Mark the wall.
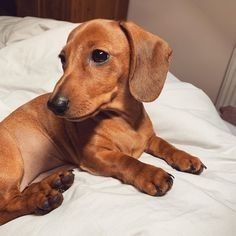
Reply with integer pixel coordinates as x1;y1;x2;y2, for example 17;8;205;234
127;0;236;103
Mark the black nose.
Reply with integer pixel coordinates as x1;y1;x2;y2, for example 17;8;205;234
47;96;69;115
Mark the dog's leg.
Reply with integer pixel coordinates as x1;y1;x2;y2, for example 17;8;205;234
0;125;75;224
145;135;206;174
80;151;173;196
0;168;74;225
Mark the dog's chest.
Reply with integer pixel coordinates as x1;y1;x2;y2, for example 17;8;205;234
76;114;152;159
112;126;147;158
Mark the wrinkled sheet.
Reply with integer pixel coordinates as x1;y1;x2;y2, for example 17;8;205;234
0;17;235;236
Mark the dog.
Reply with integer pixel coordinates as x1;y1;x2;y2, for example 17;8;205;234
0;19;206;224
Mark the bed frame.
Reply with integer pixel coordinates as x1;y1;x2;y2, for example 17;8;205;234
0;0;129;22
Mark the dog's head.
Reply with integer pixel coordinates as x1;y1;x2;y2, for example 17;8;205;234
47;19;172;121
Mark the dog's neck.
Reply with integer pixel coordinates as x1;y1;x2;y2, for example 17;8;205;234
104;90;145;129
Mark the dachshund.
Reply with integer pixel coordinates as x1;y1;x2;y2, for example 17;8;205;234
0;19;206;224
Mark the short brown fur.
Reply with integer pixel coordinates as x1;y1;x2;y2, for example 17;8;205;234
0;19;205;225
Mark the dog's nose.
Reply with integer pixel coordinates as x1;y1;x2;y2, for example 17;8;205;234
47;96;69;115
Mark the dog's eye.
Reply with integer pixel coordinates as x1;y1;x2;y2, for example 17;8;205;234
91;49;109;64
58;53;66;68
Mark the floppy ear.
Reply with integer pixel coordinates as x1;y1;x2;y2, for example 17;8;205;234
119;21;172;102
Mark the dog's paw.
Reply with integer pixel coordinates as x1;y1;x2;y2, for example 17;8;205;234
34;189;63;215
134;165;174;196
170;154;206;175
50;169;75;193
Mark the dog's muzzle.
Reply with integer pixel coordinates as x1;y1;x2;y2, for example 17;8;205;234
47;96;69;116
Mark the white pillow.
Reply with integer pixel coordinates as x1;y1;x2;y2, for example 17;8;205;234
0;16;70;48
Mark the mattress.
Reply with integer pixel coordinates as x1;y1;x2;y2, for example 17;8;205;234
0;16;235;236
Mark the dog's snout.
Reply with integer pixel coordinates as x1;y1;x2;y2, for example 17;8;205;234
47;96;69;115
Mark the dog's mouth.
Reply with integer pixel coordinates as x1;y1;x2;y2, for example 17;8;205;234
52;89;118;122
65;109;101;122
64;100;111;122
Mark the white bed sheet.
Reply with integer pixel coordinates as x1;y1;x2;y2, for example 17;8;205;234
0;17;235;236
224;121;236;136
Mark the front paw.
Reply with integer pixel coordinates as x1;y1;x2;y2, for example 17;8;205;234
170;153;206;175
34;190;63;215
134;165;174;196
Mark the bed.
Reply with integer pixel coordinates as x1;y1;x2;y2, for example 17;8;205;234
0;16;235;236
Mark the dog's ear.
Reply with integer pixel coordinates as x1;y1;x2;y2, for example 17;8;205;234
119;21;172;102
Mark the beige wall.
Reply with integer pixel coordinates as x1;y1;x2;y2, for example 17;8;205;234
128;0;236;103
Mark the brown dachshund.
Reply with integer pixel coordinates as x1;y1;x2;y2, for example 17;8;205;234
0;19;206;224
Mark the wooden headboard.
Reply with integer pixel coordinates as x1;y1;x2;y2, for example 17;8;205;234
0;0;129;22
0;0;16;16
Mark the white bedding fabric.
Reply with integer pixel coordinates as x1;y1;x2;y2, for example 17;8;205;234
0;17;235;236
